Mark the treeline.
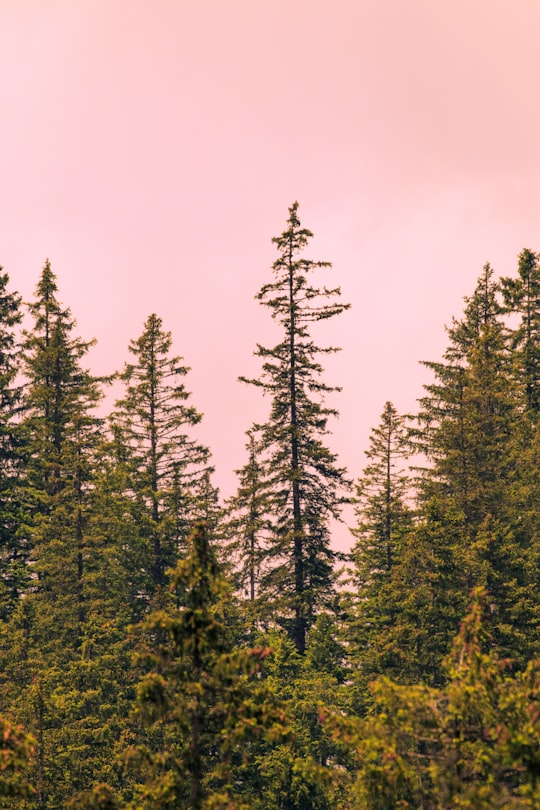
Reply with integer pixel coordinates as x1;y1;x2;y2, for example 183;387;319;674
1;205;540;807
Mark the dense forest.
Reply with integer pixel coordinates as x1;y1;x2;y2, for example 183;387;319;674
1;203;540;808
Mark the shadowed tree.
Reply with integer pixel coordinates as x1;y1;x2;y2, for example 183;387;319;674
501;248;540;417
225;428;272;606
241;202;350;653
0;269;25;618
111;313;212;598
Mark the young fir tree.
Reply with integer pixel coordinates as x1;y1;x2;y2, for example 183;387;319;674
111;313;212;598
501;248;540;417
348;402;414;700
117;523;289;810
352;401;413;583
417;264;517;535
241;202;350;654
325;590;540;809
225;428;272;606
0;269;25;618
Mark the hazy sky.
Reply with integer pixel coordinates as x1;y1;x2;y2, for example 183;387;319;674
1;1;539;547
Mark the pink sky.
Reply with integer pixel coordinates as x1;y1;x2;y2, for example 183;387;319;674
1;1;539;549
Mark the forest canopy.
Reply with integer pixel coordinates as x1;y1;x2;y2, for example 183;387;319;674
0;207;539;808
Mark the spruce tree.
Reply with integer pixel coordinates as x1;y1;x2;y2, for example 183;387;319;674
352;401;412;582
349;402;414;698
501;248;540;416
111;313;212;597
241;202;350;653
225;428;272;605
20;260;103;652
2;262;129;809
417;264;517;534
414;263;536;666
0;269;25;618
121;523;289;810
325;591;540;808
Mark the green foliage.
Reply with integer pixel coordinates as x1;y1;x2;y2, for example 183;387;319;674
0;268;24;618
352;401;413;577
124;523;290;809
417;264;518;532
111;313;213;596
360;499;467;688
246;625;346;810
224;428;273;609
501;248;540;416
324;591;540;808
349;402;415;699
1;232;540;807
241;202;350;652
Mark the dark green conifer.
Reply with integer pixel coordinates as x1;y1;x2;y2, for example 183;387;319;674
0;269;25;618
241;202;350;653
111;313;212;596
348;402;414;700
352;401;413;585
124;523;289;810
225;428;272;605
21;260;102;651
501;248;540;416
417;263;517;534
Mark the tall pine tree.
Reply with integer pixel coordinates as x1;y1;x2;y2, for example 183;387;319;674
241;202;350;653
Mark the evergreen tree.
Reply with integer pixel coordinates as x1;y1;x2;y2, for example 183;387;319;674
121;523;289;810
225;428;272;605
20;260;103;652
373;501;467;686
348;401;414;702
0;716;35;805
111;313;212;597
413;262;538;667
417;263;517;535
352;401;413;587
0;269;25;618
241;202;350;653
1;262;133;809
248;625;345;810
325;590;540;809
501;248;540;416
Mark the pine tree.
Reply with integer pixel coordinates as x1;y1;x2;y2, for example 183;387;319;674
413;262;537;667
352;401;413;585
348;402;414;701
417;264;517;535
20;260;103;652
0;269;25;618
501;248;540;416
225;428;272;605
241;202;350;653
324;590;540;808
1;262;132;809
121;523;289;810
111;313;212;597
